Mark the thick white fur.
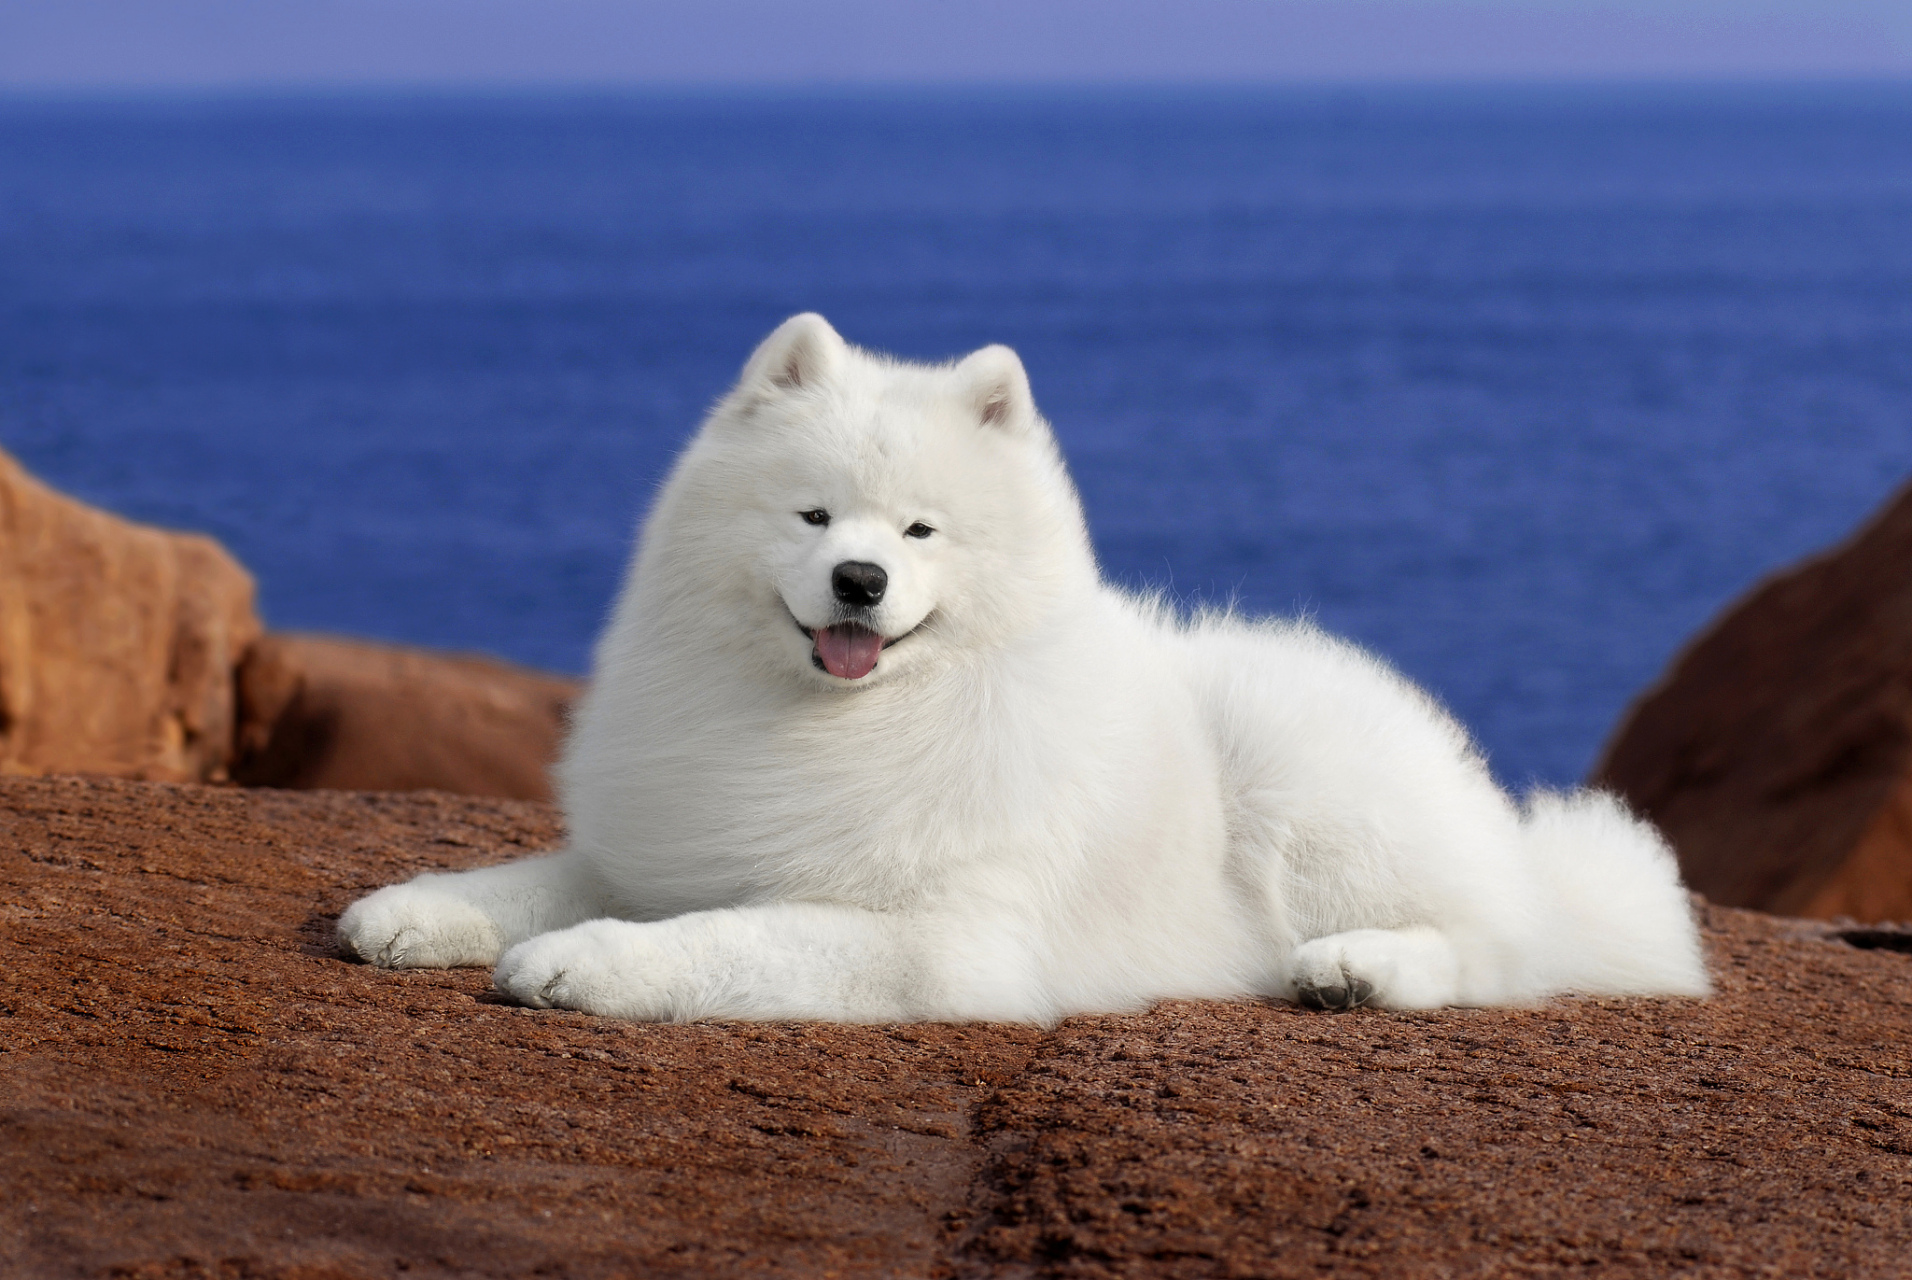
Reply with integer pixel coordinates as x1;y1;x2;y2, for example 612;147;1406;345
338;313;1711;1022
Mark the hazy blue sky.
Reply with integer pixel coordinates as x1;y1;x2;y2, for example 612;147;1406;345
3;0;1910;90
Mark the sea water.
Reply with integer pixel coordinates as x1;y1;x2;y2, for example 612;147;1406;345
2;85;1909;786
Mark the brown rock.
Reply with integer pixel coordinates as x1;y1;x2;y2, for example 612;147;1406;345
231;632;582;801
5;774;1912;1278
1592;479;1912;921
0;446;259;783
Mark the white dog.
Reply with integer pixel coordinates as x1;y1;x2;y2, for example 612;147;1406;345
338;314;1710;1022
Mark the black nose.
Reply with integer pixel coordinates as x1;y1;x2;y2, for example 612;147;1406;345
831;560;888;607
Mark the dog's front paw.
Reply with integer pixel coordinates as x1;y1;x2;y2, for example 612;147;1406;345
493;921;689;1020
337;880;503;969
1289;927;1460;1012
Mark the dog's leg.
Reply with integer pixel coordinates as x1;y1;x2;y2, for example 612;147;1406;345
492;902;1034;1023
1288;925;1464;1010
337;851;606;969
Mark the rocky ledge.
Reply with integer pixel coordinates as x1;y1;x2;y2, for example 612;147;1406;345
4;775;1910;1278
0;445;578;802
1595;477;1912;922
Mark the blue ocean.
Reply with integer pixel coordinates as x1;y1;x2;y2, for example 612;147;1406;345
2;86;1909;787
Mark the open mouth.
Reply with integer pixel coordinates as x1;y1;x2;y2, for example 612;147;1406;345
811;621;885;680
789;611;928;681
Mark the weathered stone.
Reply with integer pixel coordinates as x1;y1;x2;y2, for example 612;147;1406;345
0;446;259;782
4;775;1911;1278
231;632;581;801
1594;479;1912;920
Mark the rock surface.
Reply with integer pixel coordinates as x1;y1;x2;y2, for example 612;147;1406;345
0;447;261;784
5;776;1910;1279
0;452;576;800
1595;478;1912;922
231;633;581;803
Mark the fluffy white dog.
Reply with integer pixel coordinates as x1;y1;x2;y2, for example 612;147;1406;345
338;314;1710;1021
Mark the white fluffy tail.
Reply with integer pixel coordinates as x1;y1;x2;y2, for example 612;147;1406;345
1523;789;1712;998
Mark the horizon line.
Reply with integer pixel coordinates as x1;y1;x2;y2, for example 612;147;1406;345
5;73;1912;101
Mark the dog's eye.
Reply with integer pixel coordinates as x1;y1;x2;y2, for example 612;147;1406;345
800;509;830;527
904;522;935;539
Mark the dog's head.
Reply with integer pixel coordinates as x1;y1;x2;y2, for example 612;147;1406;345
644;314;1094;689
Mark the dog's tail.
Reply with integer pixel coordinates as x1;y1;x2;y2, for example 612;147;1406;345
1520;788;1712;998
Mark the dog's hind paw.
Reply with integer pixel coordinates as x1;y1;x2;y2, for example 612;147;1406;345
1288;926;1461;1012
1295;971;1375;1011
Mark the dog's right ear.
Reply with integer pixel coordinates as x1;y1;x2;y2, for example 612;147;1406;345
740;313;846;394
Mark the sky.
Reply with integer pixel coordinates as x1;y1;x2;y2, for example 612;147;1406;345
2;0;1910;90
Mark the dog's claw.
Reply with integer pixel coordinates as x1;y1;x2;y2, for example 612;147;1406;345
1297;972;1374;1012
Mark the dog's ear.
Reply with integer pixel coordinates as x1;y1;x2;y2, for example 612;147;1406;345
741;313;846;394
955;344;1038;434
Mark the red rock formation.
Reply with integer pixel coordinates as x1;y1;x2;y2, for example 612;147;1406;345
0;446;260;783
4;775;1911;1278
0;450;578;799
231;632;581;802
1594;478;1912;921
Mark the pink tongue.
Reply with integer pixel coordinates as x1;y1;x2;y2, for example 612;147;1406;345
814;623;884;680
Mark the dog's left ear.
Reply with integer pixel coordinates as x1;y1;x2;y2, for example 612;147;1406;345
955;344;1038;434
